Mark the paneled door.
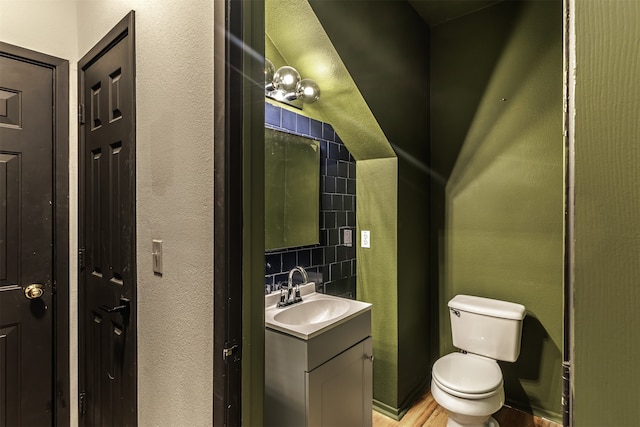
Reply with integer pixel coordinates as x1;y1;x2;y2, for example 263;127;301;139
78;12;137;426
0;49;55;425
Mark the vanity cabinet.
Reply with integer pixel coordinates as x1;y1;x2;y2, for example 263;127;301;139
265;309;372;427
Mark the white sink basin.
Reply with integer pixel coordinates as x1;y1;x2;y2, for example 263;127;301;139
265;283;372;340
274;298;350;326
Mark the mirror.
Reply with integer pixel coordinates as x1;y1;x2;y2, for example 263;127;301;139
265;128;320;250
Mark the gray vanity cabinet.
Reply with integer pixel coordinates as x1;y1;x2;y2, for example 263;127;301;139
265;310;372;427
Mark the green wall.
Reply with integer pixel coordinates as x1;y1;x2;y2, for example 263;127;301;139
310;0;432;416
356;158;399;410
573;1;640;425
431;1;564;421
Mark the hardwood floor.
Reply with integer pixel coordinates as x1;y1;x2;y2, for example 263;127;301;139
372;390;561;427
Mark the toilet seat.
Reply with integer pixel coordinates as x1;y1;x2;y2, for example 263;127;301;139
432;353;503;400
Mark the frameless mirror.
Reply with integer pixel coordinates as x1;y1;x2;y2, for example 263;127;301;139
265;128;320;250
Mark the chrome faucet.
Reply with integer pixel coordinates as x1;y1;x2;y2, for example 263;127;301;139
277;266;308;308
288;266;308;288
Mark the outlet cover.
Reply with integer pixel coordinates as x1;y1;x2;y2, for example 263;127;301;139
361;230;370;248
342;228;353;247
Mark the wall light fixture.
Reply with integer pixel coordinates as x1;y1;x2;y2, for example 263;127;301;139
264;58;321;104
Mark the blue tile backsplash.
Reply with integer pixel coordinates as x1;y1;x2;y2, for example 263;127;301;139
264;103;357;298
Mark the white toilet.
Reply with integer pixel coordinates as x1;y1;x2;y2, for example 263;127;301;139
431;295;526;427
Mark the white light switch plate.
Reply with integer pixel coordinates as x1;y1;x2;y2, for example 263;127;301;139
361;230;370;248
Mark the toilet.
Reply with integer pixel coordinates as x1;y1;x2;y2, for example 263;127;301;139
431;295;526;427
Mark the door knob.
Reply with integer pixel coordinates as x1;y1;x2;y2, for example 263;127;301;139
24;283;45;299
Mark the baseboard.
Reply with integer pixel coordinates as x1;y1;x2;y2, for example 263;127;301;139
503;401;562;425
372;378;430;421
529;405;562;425
372;399;404;420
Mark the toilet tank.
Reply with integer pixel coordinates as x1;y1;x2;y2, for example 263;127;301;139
449;295;526;363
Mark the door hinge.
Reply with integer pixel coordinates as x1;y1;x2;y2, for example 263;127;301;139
78;248;86;271
78;103;85;125
223;343;240;363
79;391;87;416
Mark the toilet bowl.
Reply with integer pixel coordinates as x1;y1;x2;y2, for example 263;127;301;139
431;295;526;427
431;353;504;427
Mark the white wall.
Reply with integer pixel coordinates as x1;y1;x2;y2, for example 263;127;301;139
0;1;78;60
1;1;215;425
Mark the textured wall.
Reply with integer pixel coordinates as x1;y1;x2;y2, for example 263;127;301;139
573;1;640;425
76;1;215;425
0;1;77;60
431;1;563;421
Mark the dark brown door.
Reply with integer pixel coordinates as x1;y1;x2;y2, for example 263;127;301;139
78;12;136;426
0;52;54;425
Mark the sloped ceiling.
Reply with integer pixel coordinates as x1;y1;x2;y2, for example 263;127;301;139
266;0;395;160
408;0;502;26
307;0;431;168
265;0;500;161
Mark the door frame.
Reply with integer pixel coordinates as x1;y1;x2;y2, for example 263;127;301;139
219;0;575;426
213;0;265;424
0;41;70;426
212;0;244;423
562;0;574;425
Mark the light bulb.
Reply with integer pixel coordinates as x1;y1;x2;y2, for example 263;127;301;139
297;78;320;103
264;58;275;89
273;66;301;93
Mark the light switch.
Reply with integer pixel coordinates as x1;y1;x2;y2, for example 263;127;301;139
342;228;353;247
152;240;163;275
361;230;371;248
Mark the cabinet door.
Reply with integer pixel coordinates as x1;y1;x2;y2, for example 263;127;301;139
306;337;373;427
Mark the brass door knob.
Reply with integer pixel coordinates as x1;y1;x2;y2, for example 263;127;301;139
24;283;44;299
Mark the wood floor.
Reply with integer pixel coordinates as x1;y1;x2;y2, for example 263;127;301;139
372;390;561;427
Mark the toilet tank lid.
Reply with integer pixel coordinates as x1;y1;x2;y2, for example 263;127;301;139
449;295;526;320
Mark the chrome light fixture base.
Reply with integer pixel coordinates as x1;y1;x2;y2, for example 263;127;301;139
264;57;320;108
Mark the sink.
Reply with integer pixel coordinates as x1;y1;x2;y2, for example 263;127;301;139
265;283;373;426
274;298;350;326
265;283;372;340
